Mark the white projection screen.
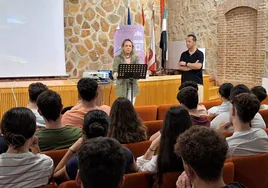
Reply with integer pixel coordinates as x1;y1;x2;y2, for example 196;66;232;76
0;0;66;78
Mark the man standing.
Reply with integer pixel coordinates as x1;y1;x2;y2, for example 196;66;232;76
179;34;204;101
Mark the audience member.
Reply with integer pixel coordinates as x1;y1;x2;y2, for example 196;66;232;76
27;82;48;126
54;110;137;182
211;84;265;129
62;78;110;127
179;81;207;115
175;126;245;188
137;106;192;184
36;90;81;151
251;86;268;109
0;133;8;154
108;97;147;143
0;107;53;187
76;137;126;188
177;86;210;126
218;93;268;157
208;83;233;115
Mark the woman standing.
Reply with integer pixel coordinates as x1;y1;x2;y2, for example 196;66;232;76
113;39;140;104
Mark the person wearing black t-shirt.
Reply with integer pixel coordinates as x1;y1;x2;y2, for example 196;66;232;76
178;34;204;101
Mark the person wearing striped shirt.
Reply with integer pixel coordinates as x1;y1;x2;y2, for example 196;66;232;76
0;107;53;188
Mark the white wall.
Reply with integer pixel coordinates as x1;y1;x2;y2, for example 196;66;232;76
0;0;66;78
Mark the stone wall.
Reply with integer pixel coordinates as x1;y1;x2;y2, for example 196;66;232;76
64;0;161;78
168;0;218;78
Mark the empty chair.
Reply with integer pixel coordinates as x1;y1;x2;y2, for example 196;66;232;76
143;120;163;138
122;140;152;159
42;149;68;167
135;105;158;121
123;172;151;188
227;153;268;188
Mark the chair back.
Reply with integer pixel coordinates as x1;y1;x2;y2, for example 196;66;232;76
227;153;268;188
259;109;268;128
135;105;158;121
123;172;151;188
122;140;152;159
42;149;68;167
143;120;163;138
199;100;221;110
223;162;234;184
157;104;180;120
58;180;79;188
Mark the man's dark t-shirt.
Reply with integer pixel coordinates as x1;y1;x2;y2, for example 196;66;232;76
179;49;204;85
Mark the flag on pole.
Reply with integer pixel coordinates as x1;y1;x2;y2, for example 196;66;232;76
141;5;147;64
127;7;131;25
160;5;168;69
160;0;165;23
141;5;145;26
148;4;156;72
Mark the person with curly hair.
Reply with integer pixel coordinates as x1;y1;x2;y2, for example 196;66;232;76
108;97;147;144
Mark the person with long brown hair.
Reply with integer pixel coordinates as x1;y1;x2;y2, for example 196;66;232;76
108;97;147;144
136;106;192;185
113;39;140;104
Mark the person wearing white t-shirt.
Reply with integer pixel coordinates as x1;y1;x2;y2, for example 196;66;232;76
211;84;266;130
27;82;48;127
251;86;268;110
208;83;233;115
0;107;53;188
217;93;268;157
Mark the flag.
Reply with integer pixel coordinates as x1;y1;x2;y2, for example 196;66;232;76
160;5;168;69
141;5;145;26
142;5;147;64
148;5;156;72
160;0;165;23
127;7;131;25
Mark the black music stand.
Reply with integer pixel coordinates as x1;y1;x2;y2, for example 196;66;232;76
118;64;147;103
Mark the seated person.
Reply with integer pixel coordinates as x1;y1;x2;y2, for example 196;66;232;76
54;110;137;182
177;86;210;126
208;83;233;115
175;126;245;188
0;107;53;187
137;106;192;185
62;78;110;128
150;86;210;141
251;86;268;109
76;137;126;188
108;97;147;144
36;90;82;151
0;133;8;154
217;93;268;157
211;84;265;130
179;81;207;115
27;82;48;126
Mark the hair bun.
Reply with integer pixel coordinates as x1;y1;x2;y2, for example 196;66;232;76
88;122;105;136
5;132;26;148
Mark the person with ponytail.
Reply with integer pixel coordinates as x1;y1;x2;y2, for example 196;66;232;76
0;107;53;187
54;110;137;183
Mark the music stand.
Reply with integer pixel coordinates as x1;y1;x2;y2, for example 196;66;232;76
118;64;148;103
